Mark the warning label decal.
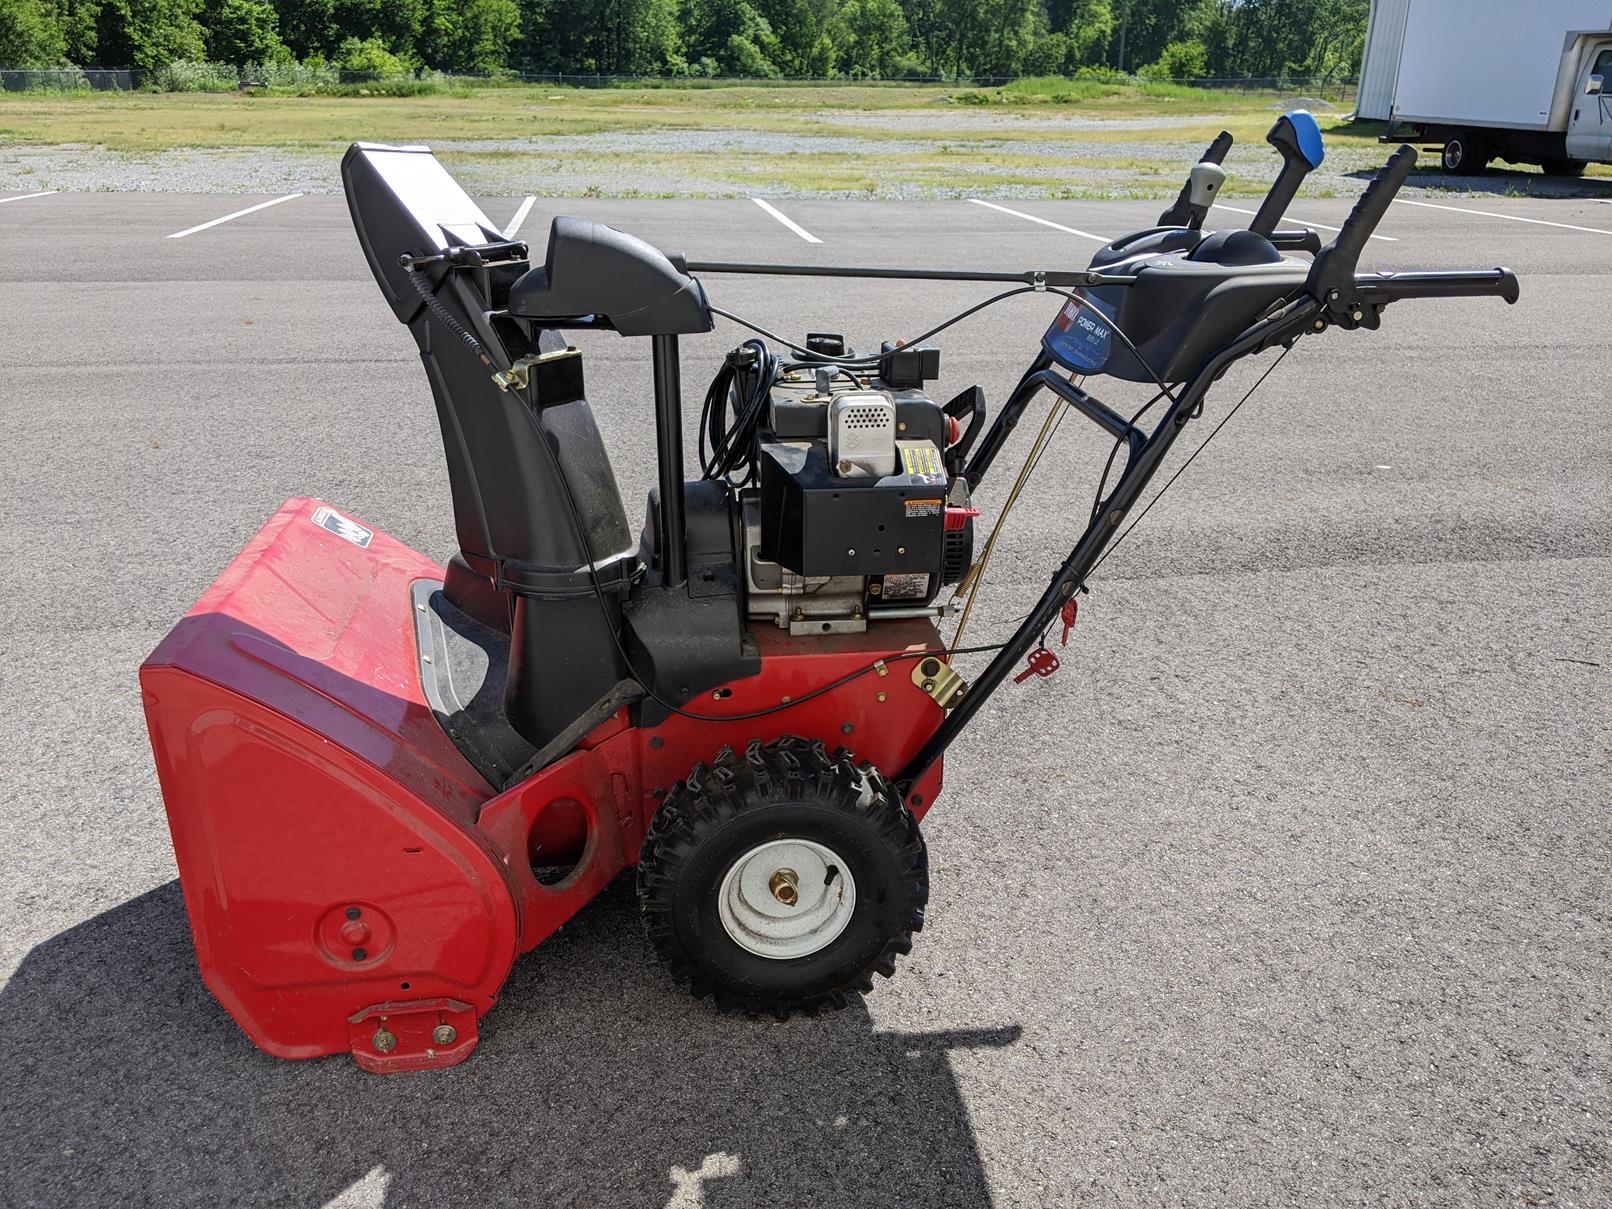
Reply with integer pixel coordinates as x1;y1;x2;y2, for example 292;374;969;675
880;572;931;601
310;505;374;549
900;443;943;480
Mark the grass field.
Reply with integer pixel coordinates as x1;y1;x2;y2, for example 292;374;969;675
0;79;1293;149
3;79;1604;198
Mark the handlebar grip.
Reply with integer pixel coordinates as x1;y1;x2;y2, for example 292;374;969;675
1202;130;1234;167
1334;145;1414;266
1353;268;1520;305
1307;145;1416;301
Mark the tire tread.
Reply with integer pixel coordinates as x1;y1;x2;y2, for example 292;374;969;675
636;737;927;1017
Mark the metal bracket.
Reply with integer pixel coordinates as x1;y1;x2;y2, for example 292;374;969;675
346;998;478;1074
492;346;581;393
911;654;968;711
397;240;529;271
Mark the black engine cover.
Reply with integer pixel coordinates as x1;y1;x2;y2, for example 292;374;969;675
757;441;946;591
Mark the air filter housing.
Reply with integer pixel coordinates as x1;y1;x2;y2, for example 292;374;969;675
828;391;897;478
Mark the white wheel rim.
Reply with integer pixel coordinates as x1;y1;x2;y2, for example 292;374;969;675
717;838;857;960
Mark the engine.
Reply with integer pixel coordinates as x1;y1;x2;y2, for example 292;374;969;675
723;338;977;636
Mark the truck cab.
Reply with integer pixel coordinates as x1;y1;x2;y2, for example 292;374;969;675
1564;39;1612;164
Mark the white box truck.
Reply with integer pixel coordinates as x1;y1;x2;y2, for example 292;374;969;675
1359;0;1612;175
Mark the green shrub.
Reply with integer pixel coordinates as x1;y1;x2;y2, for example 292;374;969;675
1023;32;1072;77
724;34;780;78
336;36;413;78
1139;40;1209;81
952;68;1228;107
886;52;928;79
240;59;337;88
148;60;240;91
312;77;451;97
1073;64;1129;83
970;74;1131;104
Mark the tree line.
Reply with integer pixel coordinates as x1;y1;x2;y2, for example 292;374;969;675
0;0;1369;82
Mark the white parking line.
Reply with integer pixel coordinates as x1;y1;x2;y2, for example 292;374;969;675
967;198;1109;243
167;194;302;239
505;195;536;239
1211;202;1398;241
1392;197;1612;235
0;191;57;206
752;197;820;243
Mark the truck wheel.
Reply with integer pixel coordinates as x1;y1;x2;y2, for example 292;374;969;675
1442;132;1488;174
637;737;927;1015
1543;157;1587;177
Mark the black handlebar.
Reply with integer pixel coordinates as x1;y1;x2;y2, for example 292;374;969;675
1307;144;1417;302
1353;268;1521;305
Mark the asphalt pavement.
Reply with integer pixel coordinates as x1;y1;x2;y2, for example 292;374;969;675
0;180;1607;1208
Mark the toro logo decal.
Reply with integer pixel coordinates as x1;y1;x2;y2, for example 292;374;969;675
310;506;374;548
1042;291;1114;373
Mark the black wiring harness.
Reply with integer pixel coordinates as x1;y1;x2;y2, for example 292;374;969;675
698;339;781;484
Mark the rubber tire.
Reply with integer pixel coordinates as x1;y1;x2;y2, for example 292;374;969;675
1442;132;1488;175
637;737;927;1016
1543;157;1587;178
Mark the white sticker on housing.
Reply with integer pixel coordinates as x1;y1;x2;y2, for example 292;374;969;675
311;505;373;548
880;572;931;601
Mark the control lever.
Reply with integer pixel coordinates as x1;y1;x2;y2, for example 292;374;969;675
1249;110;1326;238
1177;163;1226;231
1269;228;1323;254
1158;130;1232;227
942;385;987;476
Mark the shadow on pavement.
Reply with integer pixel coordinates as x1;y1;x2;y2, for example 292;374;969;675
1365;166;1612;199
0;879;1019;1208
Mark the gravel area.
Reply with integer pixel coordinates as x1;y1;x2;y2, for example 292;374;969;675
7;113;1612;200
800;107;1306;133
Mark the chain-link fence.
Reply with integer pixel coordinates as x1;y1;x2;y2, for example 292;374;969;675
1;68;134;91
0;65;1358;99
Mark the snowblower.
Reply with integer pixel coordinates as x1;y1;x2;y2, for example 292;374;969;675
141;113;1519;1071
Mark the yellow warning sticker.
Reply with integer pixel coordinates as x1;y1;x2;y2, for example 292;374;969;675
904;498;943;518
900;444;942;479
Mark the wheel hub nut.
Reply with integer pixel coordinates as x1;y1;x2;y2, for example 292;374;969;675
769;868;799;906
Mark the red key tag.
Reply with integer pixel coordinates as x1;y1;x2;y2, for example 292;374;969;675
1059;599;1079;647
1013;647;1061;684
